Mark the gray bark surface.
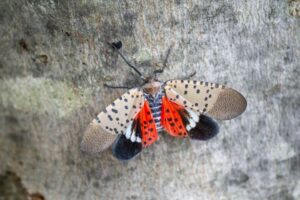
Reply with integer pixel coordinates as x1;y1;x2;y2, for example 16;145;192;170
0;0;299;199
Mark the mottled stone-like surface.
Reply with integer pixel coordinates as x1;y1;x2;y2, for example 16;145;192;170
0;0;299;199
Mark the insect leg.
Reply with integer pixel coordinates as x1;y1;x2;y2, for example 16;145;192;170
176;71;197;80
104;83;132;89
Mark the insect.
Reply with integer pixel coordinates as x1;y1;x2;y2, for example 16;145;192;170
81;41;247;160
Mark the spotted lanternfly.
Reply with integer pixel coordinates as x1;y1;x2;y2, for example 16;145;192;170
81;41;247;160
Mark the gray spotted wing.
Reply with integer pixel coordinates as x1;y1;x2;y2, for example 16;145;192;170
165;80;247;120
81;88;145;154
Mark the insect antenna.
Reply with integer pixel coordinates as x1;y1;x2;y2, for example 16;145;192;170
110;41;146;81
153;43;174;78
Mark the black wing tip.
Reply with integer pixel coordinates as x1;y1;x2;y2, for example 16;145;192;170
188;115;219;140
111;41;122;49
112;135;142;161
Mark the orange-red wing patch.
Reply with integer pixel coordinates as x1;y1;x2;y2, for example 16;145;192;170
161;97;188;137
137;101;158;147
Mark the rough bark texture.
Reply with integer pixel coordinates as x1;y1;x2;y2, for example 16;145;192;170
0;0;299;200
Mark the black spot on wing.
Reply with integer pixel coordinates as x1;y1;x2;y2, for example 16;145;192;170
95;116;101;123
111;108;118;113
148;128;154;132
108;115;113;121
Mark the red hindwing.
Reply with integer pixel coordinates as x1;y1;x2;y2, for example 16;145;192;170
137;101;158;147
161;97;188;137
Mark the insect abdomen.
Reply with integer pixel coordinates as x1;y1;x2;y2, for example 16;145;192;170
144;91;164;132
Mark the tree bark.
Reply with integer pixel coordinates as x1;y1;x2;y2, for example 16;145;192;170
0;0;299;199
